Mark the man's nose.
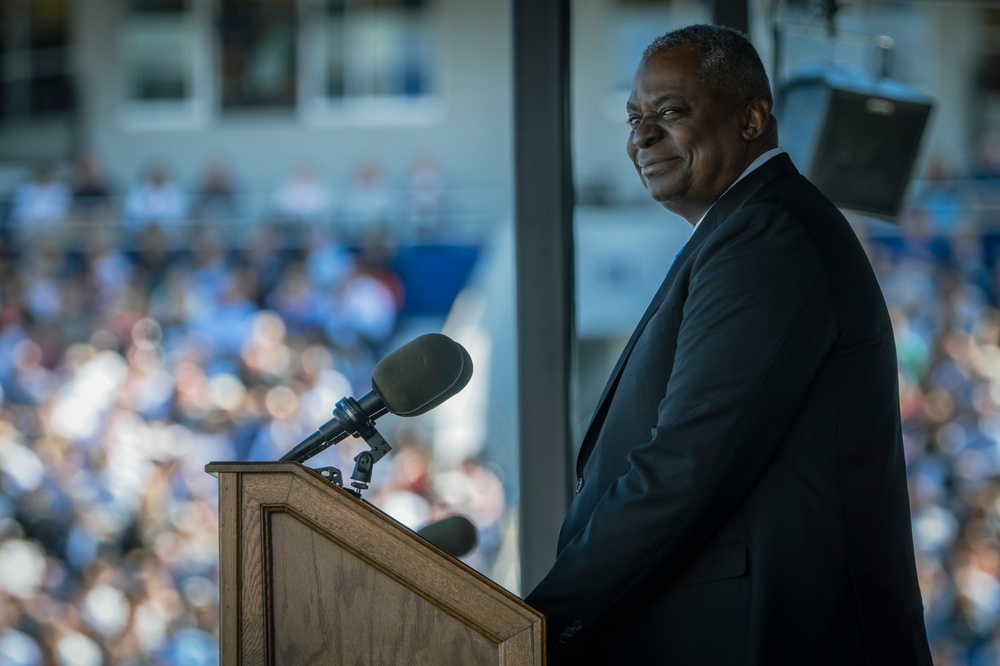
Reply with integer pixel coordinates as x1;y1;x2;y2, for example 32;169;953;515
631;115;661;149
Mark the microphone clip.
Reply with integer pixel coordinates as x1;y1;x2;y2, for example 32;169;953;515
348;425;392;497
293;395;394;498
310;424;391;499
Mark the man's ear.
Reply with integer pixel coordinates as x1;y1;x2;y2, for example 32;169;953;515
742;98;772;141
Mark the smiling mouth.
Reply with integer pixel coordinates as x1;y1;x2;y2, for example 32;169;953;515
639;158;677;176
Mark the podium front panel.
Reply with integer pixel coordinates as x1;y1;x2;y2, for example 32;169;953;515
207;462;544;666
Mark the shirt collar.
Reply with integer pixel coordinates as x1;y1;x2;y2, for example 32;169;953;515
691;147;787;233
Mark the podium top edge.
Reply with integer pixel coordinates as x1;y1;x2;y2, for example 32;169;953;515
205;461;305;475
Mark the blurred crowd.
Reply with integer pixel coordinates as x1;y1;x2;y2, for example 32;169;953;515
865;131;1000;666
0;152;505;666
4;131;1000;665
6;151;451;249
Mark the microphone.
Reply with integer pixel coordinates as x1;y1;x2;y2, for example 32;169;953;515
416;515;478;559
279;333;472;463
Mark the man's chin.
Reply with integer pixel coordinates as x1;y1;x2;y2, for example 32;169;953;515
641;173;683;201
646;186;681;206
644;189;689;219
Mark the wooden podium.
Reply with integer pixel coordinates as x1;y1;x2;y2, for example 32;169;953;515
205;462;545;665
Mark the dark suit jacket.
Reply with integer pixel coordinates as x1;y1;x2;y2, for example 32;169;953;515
525;154;932;665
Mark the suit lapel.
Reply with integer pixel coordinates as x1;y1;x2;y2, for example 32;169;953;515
574;154;799;475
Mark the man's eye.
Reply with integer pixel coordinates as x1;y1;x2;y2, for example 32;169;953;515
627;116;641;129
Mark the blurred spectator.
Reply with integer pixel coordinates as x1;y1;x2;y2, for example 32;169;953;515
972;130;1000;183
972;131;1000;229
303;226;354;292
188;159;241;227
123;163;188;241
322;234;403;363
0;627;43;666
405;154;446;238
354;230;405;313
341;159;393;235
9;163;70;241
912;154;968;234
264;261;324;340
271;161;332;225
68;153;115;224
239;223;291;303
270;162;332;254
372;434;436;529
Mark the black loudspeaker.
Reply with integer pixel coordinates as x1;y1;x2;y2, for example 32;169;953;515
776;62;934;220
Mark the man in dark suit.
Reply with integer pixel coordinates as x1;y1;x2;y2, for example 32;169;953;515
525;24;932;664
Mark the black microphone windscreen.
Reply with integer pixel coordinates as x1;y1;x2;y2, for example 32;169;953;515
416;514;478;559
371;333;471;417
404;343;473;416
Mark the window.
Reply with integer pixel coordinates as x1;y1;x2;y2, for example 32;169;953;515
299;0;440;123
0;0;73;123
119;0;210;127
115;0;440;126
219;0;298;110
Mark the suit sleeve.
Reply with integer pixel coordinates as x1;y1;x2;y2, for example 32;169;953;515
525;204;839;656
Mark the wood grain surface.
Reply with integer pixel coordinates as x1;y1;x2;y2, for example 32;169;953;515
206;461;545;666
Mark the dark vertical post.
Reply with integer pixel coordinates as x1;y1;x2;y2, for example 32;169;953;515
512;0;575;594
713;0;749;33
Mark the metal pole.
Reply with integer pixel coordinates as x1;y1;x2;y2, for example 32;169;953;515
512;0;575;594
